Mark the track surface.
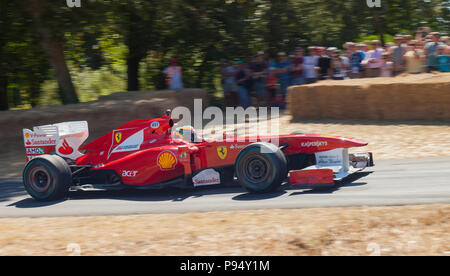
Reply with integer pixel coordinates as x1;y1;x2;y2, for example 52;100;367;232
0;157;449;218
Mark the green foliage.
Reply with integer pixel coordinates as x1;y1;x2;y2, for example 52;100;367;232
1;0;450;110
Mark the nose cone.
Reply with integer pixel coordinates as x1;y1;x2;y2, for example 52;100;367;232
337;136;368;147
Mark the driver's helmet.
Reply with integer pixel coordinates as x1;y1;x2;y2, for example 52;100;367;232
174;125;198;142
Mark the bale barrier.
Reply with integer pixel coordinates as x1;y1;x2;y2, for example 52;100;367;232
287;73;450;122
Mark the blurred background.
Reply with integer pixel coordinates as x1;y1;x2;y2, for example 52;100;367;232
0;0;449;110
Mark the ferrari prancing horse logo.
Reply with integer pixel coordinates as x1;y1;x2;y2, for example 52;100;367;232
115;132;122;143
217;146;228;160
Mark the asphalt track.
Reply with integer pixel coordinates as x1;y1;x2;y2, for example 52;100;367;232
0;157;449;218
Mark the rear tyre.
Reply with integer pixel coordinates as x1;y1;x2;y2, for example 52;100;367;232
235;142;287;193
23;155;72;201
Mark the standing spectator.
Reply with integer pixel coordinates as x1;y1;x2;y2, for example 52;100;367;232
266;66;279;107
437;45;450;72
275;52;291;109
362;40;384;77
290;48;304;86
317;47;331;80
425;32;442;72
391;35;406;76
380;53;394;77
349;44;364;78
403;40;426;74
221;60;238;107
163;58;184;89
235;61;252;108
303;46;319;84
330;49;347;80
250;52;268;107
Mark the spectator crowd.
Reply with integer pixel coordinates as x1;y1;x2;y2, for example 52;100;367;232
218;27;450;109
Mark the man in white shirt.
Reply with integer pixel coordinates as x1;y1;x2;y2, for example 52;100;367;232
303;46;319;84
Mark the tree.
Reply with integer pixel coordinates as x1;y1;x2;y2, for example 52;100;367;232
27;0;79;104
0;0;10;110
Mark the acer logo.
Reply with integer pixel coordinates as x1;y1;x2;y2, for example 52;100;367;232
58;139;74;155
122;170;138;177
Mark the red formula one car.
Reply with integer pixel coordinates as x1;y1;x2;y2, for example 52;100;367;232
22;111;373;201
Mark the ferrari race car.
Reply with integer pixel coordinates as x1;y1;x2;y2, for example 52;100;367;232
22;111;373;201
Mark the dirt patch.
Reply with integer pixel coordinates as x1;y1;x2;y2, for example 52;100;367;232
0;204;448;255
287;73;450;121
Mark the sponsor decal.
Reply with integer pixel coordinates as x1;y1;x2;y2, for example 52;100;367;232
25;137;57;146
110;129;144;157
115;132;122;143
157;151;177;170
229;144;245;150
217;146;228;159
192;169;221;187
24;132;46;139
151;121;160;129
58;139;74;155
26;148;45;155
301;141;328;147
316;148;344;167
114;144;140;151
122;170;138;177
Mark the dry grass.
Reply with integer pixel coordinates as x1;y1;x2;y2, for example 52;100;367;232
0;204;449;256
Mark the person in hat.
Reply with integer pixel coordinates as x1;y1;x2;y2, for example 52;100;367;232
163;58;184;89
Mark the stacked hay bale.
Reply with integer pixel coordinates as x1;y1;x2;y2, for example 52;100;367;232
287;73;450;122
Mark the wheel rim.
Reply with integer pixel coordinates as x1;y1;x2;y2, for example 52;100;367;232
243;155;270;184
29;167;51;193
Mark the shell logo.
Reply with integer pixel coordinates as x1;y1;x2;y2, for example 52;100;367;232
157;151;177;170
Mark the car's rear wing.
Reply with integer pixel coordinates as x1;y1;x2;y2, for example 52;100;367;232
23;121;89;162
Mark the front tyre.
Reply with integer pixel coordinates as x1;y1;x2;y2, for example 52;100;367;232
235;142;287;193
23;155;72;201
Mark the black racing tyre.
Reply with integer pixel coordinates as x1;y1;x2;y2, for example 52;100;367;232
23;155;72;201
291;130;315;135
235;142;287;193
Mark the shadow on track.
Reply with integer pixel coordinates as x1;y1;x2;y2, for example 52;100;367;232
4;172;372;208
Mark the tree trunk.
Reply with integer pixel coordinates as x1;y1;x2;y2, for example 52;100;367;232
27;0;79;104
0;0;8;110
0;76;7;111
127;54;141;91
